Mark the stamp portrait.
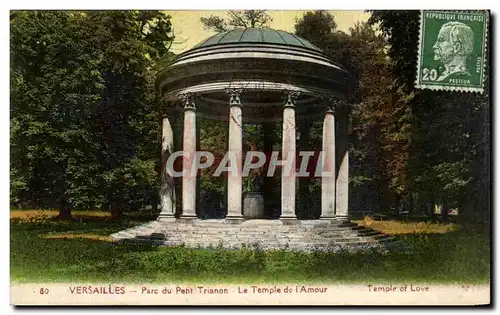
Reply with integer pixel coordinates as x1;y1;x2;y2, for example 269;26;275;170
416;10;489;92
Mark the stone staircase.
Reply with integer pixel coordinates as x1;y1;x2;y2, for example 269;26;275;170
110;219;404;252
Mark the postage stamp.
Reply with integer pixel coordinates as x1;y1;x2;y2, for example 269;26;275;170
415;10;489;93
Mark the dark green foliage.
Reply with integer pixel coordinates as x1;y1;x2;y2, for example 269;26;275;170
10;11;104;214
294;11;490;224
369;11;490;224
369;11;421;91
10;11;175;216
294;12;410;214
295;11;337;46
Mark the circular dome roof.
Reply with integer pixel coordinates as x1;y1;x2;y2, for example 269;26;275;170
192;27;322;52
157;27;354;123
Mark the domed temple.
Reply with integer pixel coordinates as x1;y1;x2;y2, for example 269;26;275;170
111;28;397;251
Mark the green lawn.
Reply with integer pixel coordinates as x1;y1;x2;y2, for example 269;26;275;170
10;212;490;284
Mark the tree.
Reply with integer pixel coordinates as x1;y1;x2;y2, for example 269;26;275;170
11;11;105;218
297;10;490;225
295;11;337;47
85;11;174;218
10;11;175;218
294;11;414;215
200;10;272;32
369;11;490;225
345;22;413;214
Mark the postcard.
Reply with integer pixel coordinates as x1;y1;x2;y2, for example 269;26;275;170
10;9;490;306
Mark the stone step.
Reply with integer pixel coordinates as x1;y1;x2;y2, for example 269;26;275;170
161;223;359;230
135;235;166;241
112;232;137;239
162;235;339;242
357;230;382;237
334;222;359;228
309;227;361;233
169;227;351;233
348;226;367;231
112;220;397;253
161;229;363;235
170;236;372;243
316;231;355;237
376;236;396;242
160;232;375;238
135;226;156;232
356;227;374;232
154;241;394;251
372;234;391;240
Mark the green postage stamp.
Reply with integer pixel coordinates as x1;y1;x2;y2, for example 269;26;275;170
416;10;489;93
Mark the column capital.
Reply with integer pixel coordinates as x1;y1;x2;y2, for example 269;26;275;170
325;106;335;115
327;97;349;111
179;93;196;111
160;99;171;115
226;88;243;106
282;90;300;108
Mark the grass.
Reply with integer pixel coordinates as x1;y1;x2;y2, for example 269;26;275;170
354;217;460;235
10;209;113;219
10;210;490;284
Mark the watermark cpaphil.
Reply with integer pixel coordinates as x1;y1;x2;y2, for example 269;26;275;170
433;21;474;81
165;151;337;178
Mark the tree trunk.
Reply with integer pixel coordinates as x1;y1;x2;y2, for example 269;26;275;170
441;198;449;222
57;197;72;220
110;202;122;220
57;162;71;220
429;203;437;221
408;193;414;216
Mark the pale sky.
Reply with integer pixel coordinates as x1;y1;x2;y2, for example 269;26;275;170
168;10;371;54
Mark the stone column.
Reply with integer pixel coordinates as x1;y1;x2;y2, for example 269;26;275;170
158;114;176;221
298;118;312;219
180;93;197;219
196;113;201;218
172;113;184;215
226;89;244;222
320;104;337;220
280;91;299;221
336;102;349;221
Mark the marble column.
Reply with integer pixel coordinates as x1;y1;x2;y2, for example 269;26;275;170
226;89;244;221
280;91;299;221
336;102;349;221
320;106;336;220
158;114;176;221
298;118;312;219
172;113;184;215
195;113;201;218
180;93;197;219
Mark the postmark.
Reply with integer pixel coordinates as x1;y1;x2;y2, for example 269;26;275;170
415;10;489;93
